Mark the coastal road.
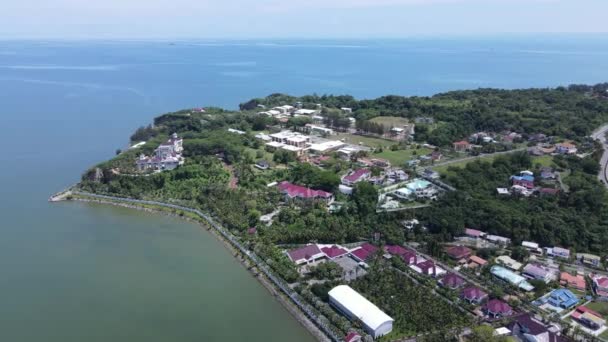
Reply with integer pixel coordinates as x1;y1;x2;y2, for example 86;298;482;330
591;124;608;188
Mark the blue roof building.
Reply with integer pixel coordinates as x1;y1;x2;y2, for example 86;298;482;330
539;289;579;310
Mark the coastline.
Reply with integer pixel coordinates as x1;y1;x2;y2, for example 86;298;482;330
53;193;332;342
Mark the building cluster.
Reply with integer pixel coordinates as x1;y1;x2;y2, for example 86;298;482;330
136;133;184;172
259;129;367;158
497;169;561;197
529;140;578;156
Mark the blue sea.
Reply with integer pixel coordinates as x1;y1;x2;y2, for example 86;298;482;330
1;37;607;341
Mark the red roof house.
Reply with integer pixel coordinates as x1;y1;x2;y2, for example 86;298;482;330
350;243;379;262
464;228;485;238
342;169;371;186
278;181;333;202
384;245;417;265
286;244;325;265
344;332;362;342
484;299;513;319
440;273;465;289
414;260;436;277
560;272;585;291
461;286;488;304
453;140;472;152
446;246;472;260
321;245;348;259
571;306;606;330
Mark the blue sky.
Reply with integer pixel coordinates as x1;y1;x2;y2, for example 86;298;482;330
2;0;607;39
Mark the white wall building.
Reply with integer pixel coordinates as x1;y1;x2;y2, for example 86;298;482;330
136;133;184;172
328;285;393;338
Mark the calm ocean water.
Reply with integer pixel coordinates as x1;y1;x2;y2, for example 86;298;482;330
1;37;607;341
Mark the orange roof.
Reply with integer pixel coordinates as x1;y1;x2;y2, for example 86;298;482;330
453;140;470;146
469;255;488;266
558;142;576;149
560;272;585;290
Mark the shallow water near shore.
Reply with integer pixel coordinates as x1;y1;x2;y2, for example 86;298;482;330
1;37;608;341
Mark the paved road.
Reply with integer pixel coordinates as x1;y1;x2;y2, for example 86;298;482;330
591;124;608;188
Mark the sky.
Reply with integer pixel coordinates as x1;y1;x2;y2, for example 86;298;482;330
1;0;608;39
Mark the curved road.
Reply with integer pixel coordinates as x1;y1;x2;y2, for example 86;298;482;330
591;124;608;188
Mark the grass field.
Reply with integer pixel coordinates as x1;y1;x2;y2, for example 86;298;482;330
374;148;433;166
370;116;411;128
586;301;608;318
335;132;395;148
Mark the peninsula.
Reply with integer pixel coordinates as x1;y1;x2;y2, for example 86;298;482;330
55;84;608;342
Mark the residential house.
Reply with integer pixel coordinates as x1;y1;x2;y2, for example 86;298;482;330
555;141;577;155
571;306;606;330
540;167;557;181
342;169;371;186
496;255;523;271
136;133;184;172
430;151;443;162
422;168;440;180
277;181;334;204
522;264;553;283
528;133;548;143
464;228;486;239
286;244;325;265
593;275;608;300
507;314;564;342
439;273;465;289
411;259;437;277
522;241;542;254
484;299;513;319
468;255;488;268
559;272;586;291
461;286;488;305
545;246;570;260
445;246;472;260
486;235;511;246
511;174;535;190
371;158;391;168
386;169;409;182
577;253;602;267
350;243;379;263
344;332;362;342
453;140;472;152
384;245;417;265
321;245;349;260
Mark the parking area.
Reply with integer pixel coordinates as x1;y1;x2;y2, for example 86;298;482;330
334;256;367;281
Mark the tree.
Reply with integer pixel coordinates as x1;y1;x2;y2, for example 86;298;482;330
468;325;508;342
510;247;530;262
352;182;378;217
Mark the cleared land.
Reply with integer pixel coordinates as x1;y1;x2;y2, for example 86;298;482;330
374;148;433;166
370;116;411;128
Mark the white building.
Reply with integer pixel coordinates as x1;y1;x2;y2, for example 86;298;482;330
328;285;393;339
136;133;184;171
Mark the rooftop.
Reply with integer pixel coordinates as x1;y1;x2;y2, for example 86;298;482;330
328;285;394;331
278;181;332;199
287;244;323;263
